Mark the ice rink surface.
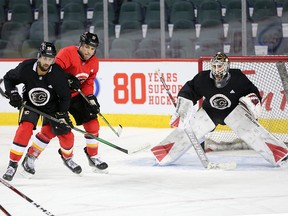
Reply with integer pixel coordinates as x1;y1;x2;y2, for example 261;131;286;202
1;126;288;216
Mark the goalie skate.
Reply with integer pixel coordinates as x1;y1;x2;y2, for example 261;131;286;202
84;147;109;174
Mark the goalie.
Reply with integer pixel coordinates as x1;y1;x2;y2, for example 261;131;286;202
151;52;288;168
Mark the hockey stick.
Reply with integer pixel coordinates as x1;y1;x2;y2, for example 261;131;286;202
0;204;11;216
0;85;146;154
276;61;288;100
0;178;54;216
155;69;237;170
20;103;146;154
77;89;123;137
155;69;177;106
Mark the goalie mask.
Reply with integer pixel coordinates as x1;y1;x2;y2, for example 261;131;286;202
210;52;231;88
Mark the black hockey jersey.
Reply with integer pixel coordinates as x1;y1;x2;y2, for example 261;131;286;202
4;59;70;114
178;69;261;125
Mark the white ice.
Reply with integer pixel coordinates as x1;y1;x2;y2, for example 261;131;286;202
0;126;288;216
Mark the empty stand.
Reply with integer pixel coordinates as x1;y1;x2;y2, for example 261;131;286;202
59;20;86;43
21;39;42;58
169;1;195;29
197;0;223;25
28;20;56;41
251;0;278;22
118;2;144;32
62;2;86;24
10;3;33;26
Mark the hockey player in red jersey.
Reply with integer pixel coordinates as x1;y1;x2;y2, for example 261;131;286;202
2;42;82;181
24;32;108;173
152;52;288;168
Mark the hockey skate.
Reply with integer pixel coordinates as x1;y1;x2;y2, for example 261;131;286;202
84;147;108;174
3;161;18;181
21;154;36;178
58;149;82;174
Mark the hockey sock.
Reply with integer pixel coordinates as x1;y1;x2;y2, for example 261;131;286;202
10;122;34;161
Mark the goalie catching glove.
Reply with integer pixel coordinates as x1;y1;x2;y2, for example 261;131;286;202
87;94;100;114
51;112;73;135
239;93;262;119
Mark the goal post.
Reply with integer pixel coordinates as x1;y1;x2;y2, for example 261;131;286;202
198;56;288;150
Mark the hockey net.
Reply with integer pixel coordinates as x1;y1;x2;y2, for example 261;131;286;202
199;56;288;151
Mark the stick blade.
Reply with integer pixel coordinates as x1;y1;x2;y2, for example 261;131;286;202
127;143;151;154
116;124;123;137
207;162;237;170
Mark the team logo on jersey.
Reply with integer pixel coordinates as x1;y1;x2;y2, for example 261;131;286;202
76;73;89;84
209;94;231;110
28;88;50;106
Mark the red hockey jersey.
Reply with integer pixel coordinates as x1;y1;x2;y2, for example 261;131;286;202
55;46;99;97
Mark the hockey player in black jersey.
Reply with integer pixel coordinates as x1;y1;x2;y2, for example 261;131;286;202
3;42;82;181
152;52;288;168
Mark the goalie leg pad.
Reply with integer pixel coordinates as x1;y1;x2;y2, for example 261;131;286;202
224;105;288;166
151;109;215;165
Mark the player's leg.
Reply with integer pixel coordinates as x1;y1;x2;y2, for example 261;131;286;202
22;123;57;176
3;109;39;181
57;131;82;174
70;94;108;173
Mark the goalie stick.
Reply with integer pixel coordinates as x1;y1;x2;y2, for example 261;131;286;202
276;61;288;100
155;69;237;170
0;178;54;216
155;69;177;106
77;89;123;137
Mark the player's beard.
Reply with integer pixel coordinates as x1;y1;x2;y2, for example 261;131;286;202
37;61;50;72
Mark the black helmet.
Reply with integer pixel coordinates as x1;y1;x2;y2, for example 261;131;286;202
79;32;99;48
38;41;56;58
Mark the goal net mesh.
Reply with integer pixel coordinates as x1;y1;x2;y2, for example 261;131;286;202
199;56;288;150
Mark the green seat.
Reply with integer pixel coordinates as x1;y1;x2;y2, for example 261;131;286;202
28;20;56;41
197;0;222;25
169;1;195;29
21;39;42;58
10;3;33;26
62;2;86;24
118;2;144;32
59;20;85;44
251;0;278;22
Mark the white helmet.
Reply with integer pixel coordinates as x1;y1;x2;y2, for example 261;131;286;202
210;52;230;88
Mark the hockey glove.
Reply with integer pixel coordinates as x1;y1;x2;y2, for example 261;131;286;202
51;112;73;135
87;94;100;114
7;90;22;109
67;74;81;90
239;93;262;119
